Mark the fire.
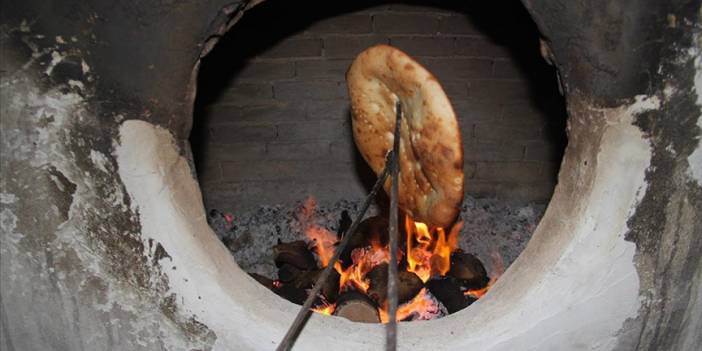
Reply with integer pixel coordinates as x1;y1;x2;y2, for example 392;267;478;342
464;249;505;299
312;303;336;316
306;225;337;267
405;216;462;282
378;288;442;323
301;197;474;321
299;197;339;267
337;246;390;293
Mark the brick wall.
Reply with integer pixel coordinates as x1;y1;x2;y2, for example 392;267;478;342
192;0;567;213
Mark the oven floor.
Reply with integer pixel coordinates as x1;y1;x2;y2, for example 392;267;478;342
208;195;546;280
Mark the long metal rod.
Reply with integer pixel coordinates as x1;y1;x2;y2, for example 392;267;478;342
276;153;393;351
386;100;402;351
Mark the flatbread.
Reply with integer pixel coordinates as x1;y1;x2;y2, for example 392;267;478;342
346;44;464;228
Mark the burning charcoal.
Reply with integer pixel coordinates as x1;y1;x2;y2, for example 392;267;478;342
339;216;388;267
320;269;340;303
248;272;275;290
336;210;352;238
273;240;317;270
277;263;302;283
274;283;308;305
333;291;380;323
426;276;475;314
366;263;424;306
291;269;340;303
447;251;489;290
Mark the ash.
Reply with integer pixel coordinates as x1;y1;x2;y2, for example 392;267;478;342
208;196;545;279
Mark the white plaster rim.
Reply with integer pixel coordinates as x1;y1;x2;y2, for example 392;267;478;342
116;93;651;349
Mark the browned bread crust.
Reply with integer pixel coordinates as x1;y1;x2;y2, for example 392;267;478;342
346;44;464;228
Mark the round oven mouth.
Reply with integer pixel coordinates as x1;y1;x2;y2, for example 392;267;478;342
190;0;568;324
116;93;648;349
116;1;646;349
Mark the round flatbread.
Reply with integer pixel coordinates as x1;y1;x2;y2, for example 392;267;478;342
346;44;464;228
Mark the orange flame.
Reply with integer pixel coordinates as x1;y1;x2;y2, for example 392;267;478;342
312;303;336;316
378;288;441;323
306;225;337;267
405;216;462;282
337;246;390;293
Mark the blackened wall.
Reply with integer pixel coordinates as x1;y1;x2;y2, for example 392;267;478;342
192;0;567;213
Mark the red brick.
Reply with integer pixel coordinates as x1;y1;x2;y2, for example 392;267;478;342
196;164;222;184
306;101;352;121
523;141;562;162
205;142;267;162
209;124;276;143
295;59;352;79
474;161;542;183
266;141;332;160
274;80;347;101
324;35;389;58
493;59;529;79
466;180;555;201
501;102;552;126
468;80;531;101
259;38;323;58
474;123;541;141
438;15;481;35
220;160;353;182
388;2;449;13
463;140;525;162
452;100;502;124
330;139;358;164
438;82;469;101
204;103;306;125
373;14;440;34
275;120;349;141
306;14;373;34
422;58;494;80
222;83;274;105
389;36;455;56
236;60;295;81
455;37;512;58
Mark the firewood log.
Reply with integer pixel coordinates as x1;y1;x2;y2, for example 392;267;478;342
291;269;340;303
277;263;302;283
339;216;389;268
333;291;380;323
366;263;424;305
426;276;475;314
273;240;318;270
248;272;275;289
447;251;489;290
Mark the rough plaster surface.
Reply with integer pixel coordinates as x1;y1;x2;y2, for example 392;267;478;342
687;42;702;184
0;75;213;350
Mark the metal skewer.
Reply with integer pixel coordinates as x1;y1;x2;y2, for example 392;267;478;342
385;100;402;351
276;151;394;351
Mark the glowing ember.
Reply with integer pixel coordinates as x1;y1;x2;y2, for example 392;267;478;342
379;288;443;322
312;303;336;316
